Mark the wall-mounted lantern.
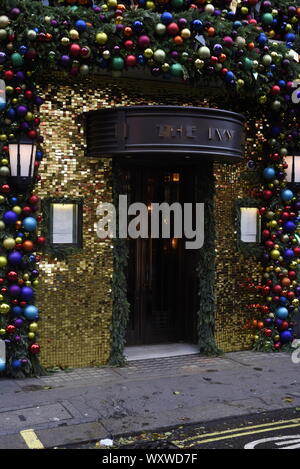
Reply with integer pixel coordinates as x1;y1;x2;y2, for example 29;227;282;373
285;155;300;191
0;79;6;111
8;139;36;192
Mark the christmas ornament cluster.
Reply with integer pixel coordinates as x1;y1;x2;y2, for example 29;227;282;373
0;0;300;376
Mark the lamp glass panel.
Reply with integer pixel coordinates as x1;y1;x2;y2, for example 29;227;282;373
19;144;36;177
0;79;6;110
241;207;258;243
8;144;18;177
0;339;5;365
285;156;300;183
51;203;77;244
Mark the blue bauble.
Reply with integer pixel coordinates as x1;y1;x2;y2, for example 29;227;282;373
9;197;18;205
225;71;235;82
8;251;22;266
36;151;43;161
19;45;28;55
280;330;293;343
276;306;289;319
263;167;276;180
6;108;16;120
191;19;203;31
233;21;242;29
160;12;173;24
75;20;87;32
132;20;143;32
12;306;22;316
137;54;145;65
3;211;18;225
258;33;267;45
24;305;39;321
22;217;37;232
284;221;296;232
0;361;5;372
278;80;286;88
285;33;295;42
281;189;294;201
21;286;34;301
12;359;22;370
284;248;294;260
279;296;288;305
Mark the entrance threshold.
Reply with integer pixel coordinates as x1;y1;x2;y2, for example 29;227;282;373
124;343;199;361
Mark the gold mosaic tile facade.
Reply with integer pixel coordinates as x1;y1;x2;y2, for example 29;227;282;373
35;75;260;367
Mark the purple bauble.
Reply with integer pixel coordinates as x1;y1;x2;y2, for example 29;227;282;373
60;55;71;66
16;105;28;117
14;335;21;343
34;96;44;106
3;211;18;225
171;51;179;59
8;251;23;266
9;8;21;18
295;286;300;297
51;19;58;26
275;318;283;328
9;285;21;298
0;52;7;64
264;318;273;326
116;24;124;32
178;18;187;27
14;318;23;328
21;286;34;301
20;122;30;131
16;71;25;81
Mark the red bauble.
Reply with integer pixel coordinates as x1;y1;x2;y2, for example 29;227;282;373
288;270;296;279
265;240;274;249
15;87;22;94
281;321;289;330
259;207;267;216
125;55;137;66
37;236;46;246
7;271;18;282
27;130;37;140
124;40;134;49
262;230;270;238
262;286;270;295
273;284;282;294
1;184;10;193
274;342;281;350
22;240;34;252
264;328;272;337
271;85;281;95
273;296;280;303
287;291;295;300
29;195;39;205
263;190;273;200
29;343;40;354
167;22;179;35
281;212;289;220
19;301;27;307
25;90;33;100
22;206;32;216
0;278;4;285
4;70;14;81
294;247;300;257
11;299;18;305
1;287;7;294
69;43;81;56
6;325;16;334
37;216;43;222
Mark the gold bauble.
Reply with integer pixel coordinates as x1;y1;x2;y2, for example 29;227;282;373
0;303;10;314
3;238;15;250
69;29;79;40
12;206;22;215
29;322;38;332
0;328;5;335
28;332;35;340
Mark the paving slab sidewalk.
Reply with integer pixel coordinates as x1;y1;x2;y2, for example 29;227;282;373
0;351;299;448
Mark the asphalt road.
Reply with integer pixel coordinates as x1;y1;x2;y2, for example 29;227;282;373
61;408;300;450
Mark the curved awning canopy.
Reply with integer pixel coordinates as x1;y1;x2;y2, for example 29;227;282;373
85;106;245;163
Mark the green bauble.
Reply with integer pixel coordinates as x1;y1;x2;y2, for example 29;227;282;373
0;166;9;177
243;58;253;70
153;49;166;63
170;63;183;77
262;13;273;25
112;57;124;70
171;0;184;8
11;53;23;67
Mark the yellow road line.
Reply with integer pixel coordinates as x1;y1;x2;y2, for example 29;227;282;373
172;417;300;446
20;429;44;449
174;422;300;448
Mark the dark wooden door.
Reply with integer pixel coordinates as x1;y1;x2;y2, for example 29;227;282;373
123;165;198;346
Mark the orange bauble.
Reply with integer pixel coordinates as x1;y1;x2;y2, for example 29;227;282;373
257;321;264;329
247;42;255;50
173;35;183;45
22;240;35;252
252;320;258;328
207;27;216;37
281;277;291;287
15;221;22;229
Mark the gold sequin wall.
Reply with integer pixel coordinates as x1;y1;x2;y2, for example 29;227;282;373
35;75;261;367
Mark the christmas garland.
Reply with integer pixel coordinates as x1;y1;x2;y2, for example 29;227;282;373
0;0;299;376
